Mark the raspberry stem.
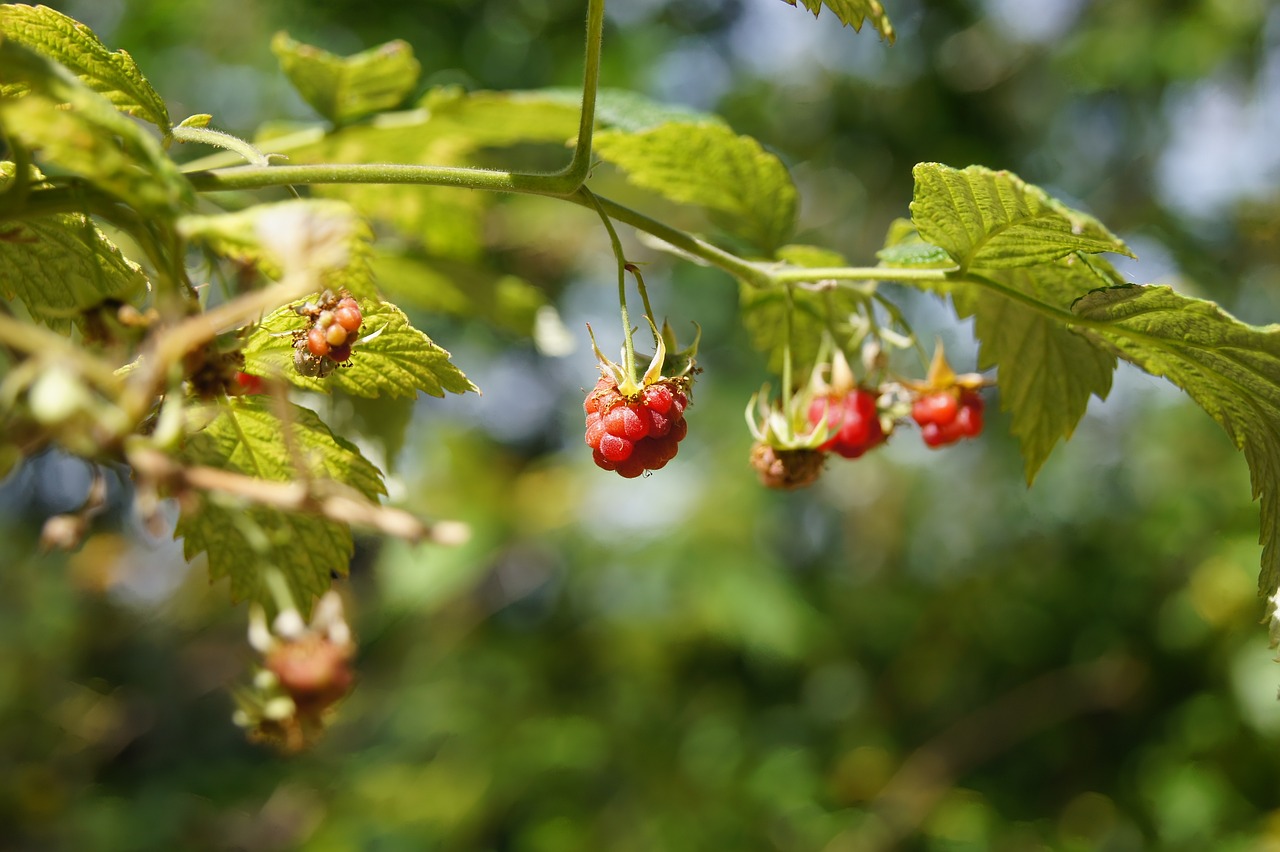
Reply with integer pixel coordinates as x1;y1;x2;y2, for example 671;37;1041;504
583;187;641;395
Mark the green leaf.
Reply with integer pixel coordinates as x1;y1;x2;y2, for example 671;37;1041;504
178;199;376;297
958;257;1119;482
910;163;1133;270
242;298;479;399
177;396;385;603
739;245;863;375
594;122;798;255
0;4;171;131
777;0;895;43
0;162;149;328
1073;284;1280;597
271;32;421;127
0;38;191;215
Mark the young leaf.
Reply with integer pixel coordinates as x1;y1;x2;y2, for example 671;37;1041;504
179;199;376;297
241;299;479;399
0;4;171;131
0;39;191;215
272;32;421;127
1073;284;1280;597
177;396;385;603
777;0;896;42
911;163;1133;270
876;218;955;269
593;122;798;255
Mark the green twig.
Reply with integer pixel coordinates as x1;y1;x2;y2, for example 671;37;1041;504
580;187;638;390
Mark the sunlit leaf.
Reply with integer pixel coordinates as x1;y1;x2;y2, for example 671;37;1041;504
911;163;1133;270
0;39;192;215
242;298;478;399
0;163;148;329
594;122;798;255
1074;284;1280;597
0;3;171;131
177;396;385;603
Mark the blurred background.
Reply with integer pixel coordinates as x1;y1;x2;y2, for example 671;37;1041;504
4;0;1280;849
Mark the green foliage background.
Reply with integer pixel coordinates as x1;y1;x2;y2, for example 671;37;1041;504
4;0;1280;849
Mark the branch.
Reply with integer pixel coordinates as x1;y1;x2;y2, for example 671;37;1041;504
128;445;470;546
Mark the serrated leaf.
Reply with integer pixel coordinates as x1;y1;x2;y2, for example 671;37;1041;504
0;4;171;131
242;299;478;399
177;396;385;603
777;0;895;42
179;199;376;297
911;163;1133;271
255;88;581;258
0;161;148;327
593;122;798;255
0;213;148;329
1073;284;1280;597
0;38;191;215
739;245;860;375
957;256;1119;482
272;32;420;127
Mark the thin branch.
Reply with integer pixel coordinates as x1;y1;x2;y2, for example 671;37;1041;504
128;445;470;546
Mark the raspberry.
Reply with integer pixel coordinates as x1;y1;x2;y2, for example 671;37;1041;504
915;390;983;448
325;323;349;347
306;327;331;358
585;375;690;477
334;299;363;333
328;343;353;363
234;371;264;395
750;443;825;490
807;389;884;459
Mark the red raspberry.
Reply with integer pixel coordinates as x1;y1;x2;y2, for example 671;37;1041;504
328;343;353;363
585;375;690;477
807;389;884;459
234;371;264;395
916;390;983;448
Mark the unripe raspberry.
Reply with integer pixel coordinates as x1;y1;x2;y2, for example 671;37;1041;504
325;324;349;347
333;299;363;333
306;327;331;358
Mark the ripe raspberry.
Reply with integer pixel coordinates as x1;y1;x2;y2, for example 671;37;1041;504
585;374;690;477
234;371;265;395
807;389;884;459
914;390;984;448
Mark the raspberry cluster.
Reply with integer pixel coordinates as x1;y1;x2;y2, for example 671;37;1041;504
807;388;886;459
292;293;364;378
584;376;689;478
911;389;984;448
